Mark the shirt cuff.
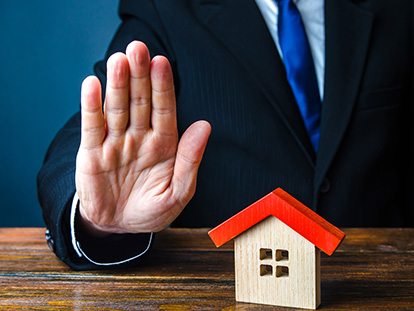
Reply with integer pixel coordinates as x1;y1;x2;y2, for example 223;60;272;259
70;192;153;266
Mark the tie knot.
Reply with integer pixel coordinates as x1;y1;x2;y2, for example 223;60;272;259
275;0;290;4
275;0;296;13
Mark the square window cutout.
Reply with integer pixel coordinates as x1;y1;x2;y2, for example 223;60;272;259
260;248;273;260
276;249;289;261
260;264;273;276
276;265;289;278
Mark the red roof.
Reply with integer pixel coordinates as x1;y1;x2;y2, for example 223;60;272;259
208;188;345;255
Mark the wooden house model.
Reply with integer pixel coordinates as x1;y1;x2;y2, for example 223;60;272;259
208;188;345;309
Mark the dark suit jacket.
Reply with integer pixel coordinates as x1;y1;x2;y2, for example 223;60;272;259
37;0;414;270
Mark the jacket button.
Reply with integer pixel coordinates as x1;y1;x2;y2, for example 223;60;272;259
320;178;331;193
45;229;55;252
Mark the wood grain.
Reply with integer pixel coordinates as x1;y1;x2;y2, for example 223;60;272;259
0;228;413;310
234;216;320;309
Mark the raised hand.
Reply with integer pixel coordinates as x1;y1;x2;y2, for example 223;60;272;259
75;41;211;237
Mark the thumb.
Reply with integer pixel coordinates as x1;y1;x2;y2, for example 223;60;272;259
171;120;211;206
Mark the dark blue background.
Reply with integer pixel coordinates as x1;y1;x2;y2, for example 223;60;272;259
0;1;121;226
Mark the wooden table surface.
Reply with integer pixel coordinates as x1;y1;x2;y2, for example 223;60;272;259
0;228;413;310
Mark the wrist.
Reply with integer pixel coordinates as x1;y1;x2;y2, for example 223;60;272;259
77;203;112;239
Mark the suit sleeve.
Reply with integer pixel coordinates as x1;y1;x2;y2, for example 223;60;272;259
37;0;176;270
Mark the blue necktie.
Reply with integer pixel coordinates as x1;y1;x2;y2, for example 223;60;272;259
276;0;321;151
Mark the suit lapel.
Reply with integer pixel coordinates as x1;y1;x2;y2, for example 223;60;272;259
315;0;375;190
193;0;316;164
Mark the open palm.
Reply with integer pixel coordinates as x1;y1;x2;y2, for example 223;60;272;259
75;41;211;236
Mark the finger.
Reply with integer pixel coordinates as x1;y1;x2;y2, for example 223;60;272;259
172;120;211;204
126;41;151;132
105;52;130;138
80;76;105;149
150;56;177;137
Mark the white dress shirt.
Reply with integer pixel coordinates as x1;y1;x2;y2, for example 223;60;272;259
70;0;326;265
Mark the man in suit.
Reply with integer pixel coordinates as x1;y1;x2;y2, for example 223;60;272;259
37;0;413;270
